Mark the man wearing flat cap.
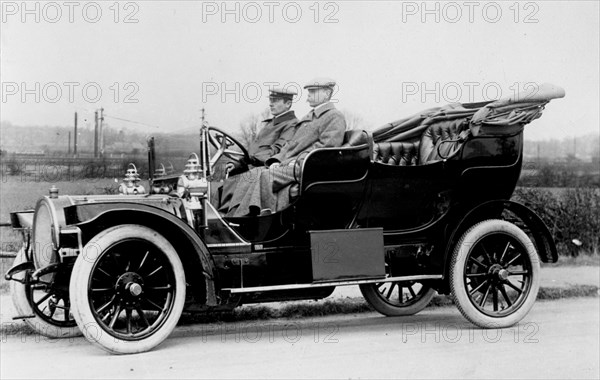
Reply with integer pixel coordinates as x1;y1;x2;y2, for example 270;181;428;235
225;77;346;217
218;87;298;212
226;87;299;175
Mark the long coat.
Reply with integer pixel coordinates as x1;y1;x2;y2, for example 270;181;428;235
226;102;346;216
218;111;297;211
230;110;298;173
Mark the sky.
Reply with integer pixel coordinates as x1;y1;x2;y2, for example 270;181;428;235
1;0;599;141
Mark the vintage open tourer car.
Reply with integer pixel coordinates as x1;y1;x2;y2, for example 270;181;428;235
5;84;565;354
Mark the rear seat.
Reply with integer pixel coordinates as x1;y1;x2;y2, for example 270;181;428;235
373;121;468;166
418;121;467;164
372;142;419;166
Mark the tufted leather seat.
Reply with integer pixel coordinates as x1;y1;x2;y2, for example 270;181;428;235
418;120;468;165
372;142;420;166
372;119;469;166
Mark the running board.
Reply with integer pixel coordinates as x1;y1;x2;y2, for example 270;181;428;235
223;274;443;294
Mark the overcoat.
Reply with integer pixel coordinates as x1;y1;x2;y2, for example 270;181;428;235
217;111;297;211
233;110;298;172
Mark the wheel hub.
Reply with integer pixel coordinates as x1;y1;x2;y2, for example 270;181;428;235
127;282;143;296
488;264;509;282
116;272;144;301
497;269;509;281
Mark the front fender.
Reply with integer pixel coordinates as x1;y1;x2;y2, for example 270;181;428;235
64;202;219;305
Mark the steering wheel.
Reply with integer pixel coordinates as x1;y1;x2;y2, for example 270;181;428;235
207;127;250;170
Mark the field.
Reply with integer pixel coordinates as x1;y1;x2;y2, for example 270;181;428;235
0;176;118;252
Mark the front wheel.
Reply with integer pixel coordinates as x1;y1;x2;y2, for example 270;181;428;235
360;281;436;316
69;225;186;354
450;219;540;328
10;247;80;338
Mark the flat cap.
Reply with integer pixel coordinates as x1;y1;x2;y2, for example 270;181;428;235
269;86;297;100
303;77;336;89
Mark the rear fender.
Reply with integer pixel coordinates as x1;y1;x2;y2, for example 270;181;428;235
64;203;219;306
443;199;557;280
501;200;558;262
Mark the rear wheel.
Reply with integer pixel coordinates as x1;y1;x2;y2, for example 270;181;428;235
450;219;540;328
70;225;186;354
360;281;435;316
10;247;80;338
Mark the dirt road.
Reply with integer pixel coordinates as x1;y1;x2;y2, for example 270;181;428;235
1;297;598;379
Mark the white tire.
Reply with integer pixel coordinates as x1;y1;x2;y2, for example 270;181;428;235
69;225;186;354
450;219;540;328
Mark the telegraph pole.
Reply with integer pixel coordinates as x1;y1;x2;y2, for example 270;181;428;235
74;112;78;156
68;132;71;155
99;107;105;157
94;110;99;158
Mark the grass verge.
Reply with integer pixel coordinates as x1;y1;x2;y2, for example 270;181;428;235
537;285;600;300
546;254;600;267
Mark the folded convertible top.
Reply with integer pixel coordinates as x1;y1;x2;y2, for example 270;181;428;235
372;83;565;143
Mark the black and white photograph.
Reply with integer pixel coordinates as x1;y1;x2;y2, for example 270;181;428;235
1;1;598;378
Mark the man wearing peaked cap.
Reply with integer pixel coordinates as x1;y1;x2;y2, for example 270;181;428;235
227;86;298;174
218;86;299;212
269;86;297;100
225;77;346;217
